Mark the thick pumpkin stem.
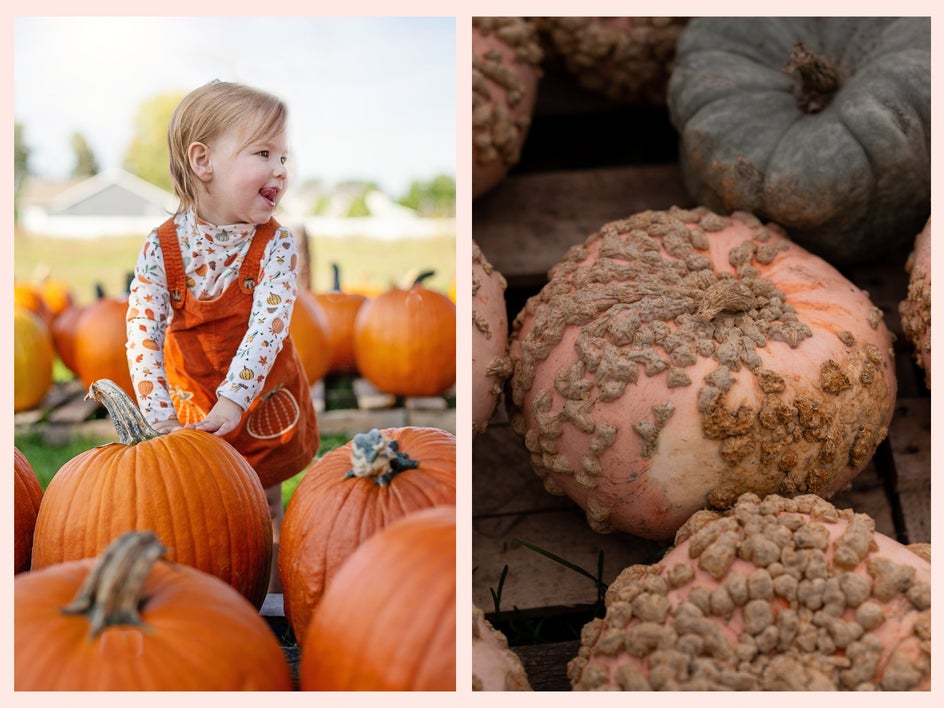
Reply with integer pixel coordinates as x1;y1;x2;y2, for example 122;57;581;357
85;378;162;445
785;42;841;113
60;531;166;637
345;428;420;485
412;270;437;287
331;262;343;292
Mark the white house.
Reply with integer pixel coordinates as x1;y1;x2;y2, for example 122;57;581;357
20;169;177;238
20;170;455;242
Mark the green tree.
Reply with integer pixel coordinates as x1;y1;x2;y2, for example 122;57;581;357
398;174;455;217
14;122;31;223
122;91;186;191
70;132;99;178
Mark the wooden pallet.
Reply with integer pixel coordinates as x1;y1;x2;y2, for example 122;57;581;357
472;68;931;691
14;376;456;444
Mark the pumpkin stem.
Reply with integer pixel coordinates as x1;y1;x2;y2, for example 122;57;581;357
344;428;420;485
61;531;167;637
412;270;436;287
85;379;163;445
785;42;841;113
331;262;342;292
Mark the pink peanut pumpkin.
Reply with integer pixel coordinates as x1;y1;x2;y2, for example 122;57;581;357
508;207;896;540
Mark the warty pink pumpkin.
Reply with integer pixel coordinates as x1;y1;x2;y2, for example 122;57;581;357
507;207;896;540
472;240;512;436
568;493;930;691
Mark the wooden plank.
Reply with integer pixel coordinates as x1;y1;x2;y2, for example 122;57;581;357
886;396;931;545
513;641;580;692
473;164;692;287
473;506;667;613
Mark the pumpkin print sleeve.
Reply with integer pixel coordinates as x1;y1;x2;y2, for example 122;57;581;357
125;229;176;424
217;226;299;409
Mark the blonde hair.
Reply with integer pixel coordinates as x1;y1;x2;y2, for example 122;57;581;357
168;80;288;214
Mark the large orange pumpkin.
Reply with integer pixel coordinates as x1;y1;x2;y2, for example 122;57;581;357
30;379;273;609
289;288;333;384
353;271;456;396
314;263;368;375
16;531;292;691
14;306;55;412
298;505;457;691
279;426;456;644
73;292;135;398
14;447;43;574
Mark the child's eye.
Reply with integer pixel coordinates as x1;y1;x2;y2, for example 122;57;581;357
258;150;270;158
280;156;287;165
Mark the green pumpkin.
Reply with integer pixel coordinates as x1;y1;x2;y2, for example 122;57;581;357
667;17;930;266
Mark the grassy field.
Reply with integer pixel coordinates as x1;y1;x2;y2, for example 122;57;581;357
14;227;456;306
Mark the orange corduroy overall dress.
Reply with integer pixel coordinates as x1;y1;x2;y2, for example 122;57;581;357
158;217;319;489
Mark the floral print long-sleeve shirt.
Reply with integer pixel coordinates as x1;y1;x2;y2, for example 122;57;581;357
126;210;298;425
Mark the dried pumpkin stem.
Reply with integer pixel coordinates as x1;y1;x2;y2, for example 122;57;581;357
785;42;841;113
61;531;167;637
345;428;420;485
85;378;162;445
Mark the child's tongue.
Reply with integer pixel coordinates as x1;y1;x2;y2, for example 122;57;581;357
260;187;277;204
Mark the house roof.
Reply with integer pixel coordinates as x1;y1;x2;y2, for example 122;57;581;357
33;169;176;218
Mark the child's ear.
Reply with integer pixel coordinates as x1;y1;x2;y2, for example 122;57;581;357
188;142;213;182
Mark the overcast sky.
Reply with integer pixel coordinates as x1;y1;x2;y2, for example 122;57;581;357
13;16;456;197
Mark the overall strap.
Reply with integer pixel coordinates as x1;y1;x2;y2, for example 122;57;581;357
156;217;188;310
237;219;281;294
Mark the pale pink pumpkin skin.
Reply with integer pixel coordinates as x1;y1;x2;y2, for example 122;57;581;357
472;241;512;436
899;218;931;388
568;493;930;691
472;603;531;690
472;18;542;199
508;208;896;540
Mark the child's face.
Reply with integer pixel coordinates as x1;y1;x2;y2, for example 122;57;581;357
195;125;289;226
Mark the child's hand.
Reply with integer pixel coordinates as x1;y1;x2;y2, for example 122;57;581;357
152;417;182;435
187;396;243;437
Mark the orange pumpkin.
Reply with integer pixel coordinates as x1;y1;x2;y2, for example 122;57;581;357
72;292;135;398
14;447;43;574
289;289;333;384
38;277;75;318
353;271;456;396
14;281;53;327
314;263;368;375
279;426;456;644
14;306;55;412
298;505;456;691
30;379;273;609
16;531;292;690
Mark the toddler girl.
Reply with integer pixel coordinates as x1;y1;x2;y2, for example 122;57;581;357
125;80;320;590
